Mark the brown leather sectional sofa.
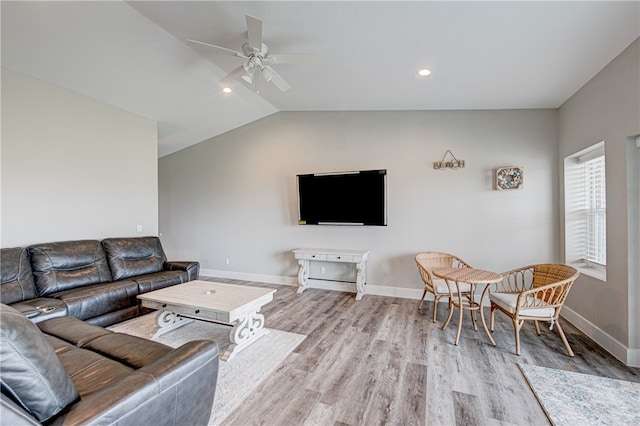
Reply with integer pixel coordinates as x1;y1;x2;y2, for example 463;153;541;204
0;237;218;425
1;236;199;326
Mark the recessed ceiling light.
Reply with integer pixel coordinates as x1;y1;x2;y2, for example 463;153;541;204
417;68;431;77
222;87;232;94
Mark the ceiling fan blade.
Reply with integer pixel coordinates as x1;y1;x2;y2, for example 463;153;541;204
265;54;316;65
261;66;291;92
220;65;246;86
187;39;247;59
246;15;263;52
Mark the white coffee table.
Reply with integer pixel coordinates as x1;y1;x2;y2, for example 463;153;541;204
137;280;276;361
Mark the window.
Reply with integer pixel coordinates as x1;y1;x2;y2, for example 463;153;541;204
564;142;606;280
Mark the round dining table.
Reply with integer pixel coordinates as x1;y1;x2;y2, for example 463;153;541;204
431;266;503;346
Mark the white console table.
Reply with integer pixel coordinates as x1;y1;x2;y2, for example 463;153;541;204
292;248;370;300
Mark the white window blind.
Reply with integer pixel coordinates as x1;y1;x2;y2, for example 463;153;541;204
564;141;606;280
582;154;606;266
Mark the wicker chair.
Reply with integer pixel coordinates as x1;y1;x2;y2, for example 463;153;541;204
414;252;472;322
485;264;579;356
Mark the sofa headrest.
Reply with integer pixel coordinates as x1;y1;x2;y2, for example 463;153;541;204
102;237;167;281
28;240;112;296
0;304;79;422
0;248;38;304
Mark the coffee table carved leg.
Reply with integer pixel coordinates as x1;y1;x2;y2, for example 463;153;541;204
152;311;194;339
221;310;269;361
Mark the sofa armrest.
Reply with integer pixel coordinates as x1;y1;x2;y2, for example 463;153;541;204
163;261;200;281
50;340;219;426
10;298;68;323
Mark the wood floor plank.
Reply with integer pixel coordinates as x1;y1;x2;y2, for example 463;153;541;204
302;402;335;426
388;361;427;426
452;391;484;426
203;278;640;425
360;340;404;425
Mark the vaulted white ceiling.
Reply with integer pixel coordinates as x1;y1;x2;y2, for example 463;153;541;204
3;1;639;157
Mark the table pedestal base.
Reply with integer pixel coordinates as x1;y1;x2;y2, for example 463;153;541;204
151;309;269;362
152;311;194;339
221;310;268;361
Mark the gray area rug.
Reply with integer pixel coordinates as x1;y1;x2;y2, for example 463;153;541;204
518;364;640;426
108;313;306;425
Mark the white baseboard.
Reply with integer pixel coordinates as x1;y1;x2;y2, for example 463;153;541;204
200;269;298;286
561;306;639;367
367;284;424;300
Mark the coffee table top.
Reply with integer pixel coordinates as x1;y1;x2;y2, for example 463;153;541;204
137;280;276;321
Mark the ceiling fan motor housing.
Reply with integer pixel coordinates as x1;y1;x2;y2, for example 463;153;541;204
242;42;269;59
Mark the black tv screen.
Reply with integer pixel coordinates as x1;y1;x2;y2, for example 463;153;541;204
297;169;387;226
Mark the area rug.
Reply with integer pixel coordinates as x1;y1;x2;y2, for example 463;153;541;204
518;364;640;426
108;313;306;425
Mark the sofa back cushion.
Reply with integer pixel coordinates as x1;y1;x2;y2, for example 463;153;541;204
28;240;112;296
0;304;79;422
0;248;38;304
102;237;167;281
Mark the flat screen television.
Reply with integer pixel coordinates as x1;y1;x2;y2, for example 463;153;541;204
297;169;387;226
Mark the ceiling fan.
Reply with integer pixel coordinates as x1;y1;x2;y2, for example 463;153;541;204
187;15;314;92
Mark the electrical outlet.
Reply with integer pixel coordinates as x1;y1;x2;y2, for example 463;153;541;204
321;267;326;274
136;225;143;232
225;258;230;265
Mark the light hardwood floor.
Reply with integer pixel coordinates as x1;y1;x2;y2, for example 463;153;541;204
203;278;640;426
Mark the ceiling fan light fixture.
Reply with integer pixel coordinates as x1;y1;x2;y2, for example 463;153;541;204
417;68;432;77
241;73;253;84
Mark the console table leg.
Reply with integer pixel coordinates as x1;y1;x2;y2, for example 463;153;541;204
355;261;366;300
296;259;310;294
221;310;268;361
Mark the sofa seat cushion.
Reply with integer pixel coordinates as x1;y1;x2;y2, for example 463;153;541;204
28;240;112;296
134;270;187;293
50;280;139;321
57;348;134;398
0;247;38;304
0;304;79;422
84;333;172;369
84;306;140;328
44;335;76;356
38;316;111;347
102;237;167;281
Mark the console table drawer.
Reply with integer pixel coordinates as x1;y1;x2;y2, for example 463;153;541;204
299;253;327;261
326;254;354;262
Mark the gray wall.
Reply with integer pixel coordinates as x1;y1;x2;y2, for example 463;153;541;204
1;69;159;247
159;109;558;293
558;38;640;356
